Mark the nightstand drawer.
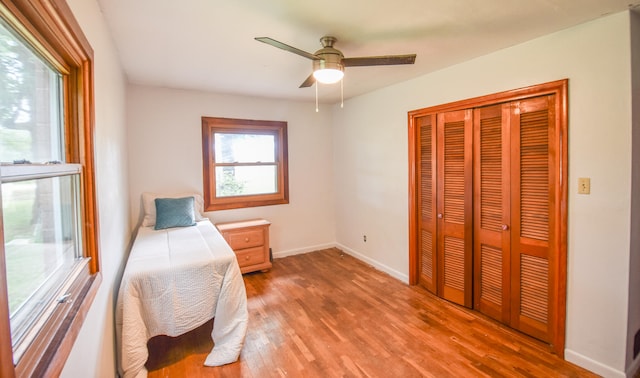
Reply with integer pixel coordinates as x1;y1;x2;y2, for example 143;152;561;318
216;218;271;274
235;246;266;268
226;229;264;250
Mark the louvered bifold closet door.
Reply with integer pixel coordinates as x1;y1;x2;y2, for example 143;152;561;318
473;104;512;323
436;110;473;307
510;95;556;343
417;115;437;293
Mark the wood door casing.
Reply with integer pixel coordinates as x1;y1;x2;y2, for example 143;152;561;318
436;110;473;307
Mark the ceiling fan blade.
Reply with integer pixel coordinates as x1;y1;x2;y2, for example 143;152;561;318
255;37;321;61
342;54;416;67
299;73;316;88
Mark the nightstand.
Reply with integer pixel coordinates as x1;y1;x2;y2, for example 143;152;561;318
216;219;272;274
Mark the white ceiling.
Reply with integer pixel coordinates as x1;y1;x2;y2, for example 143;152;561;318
97;0;639;103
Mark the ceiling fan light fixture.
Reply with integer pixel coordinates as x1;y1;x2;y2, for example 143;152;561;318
312;51;344;84
255;35;416;89
313;68;344;84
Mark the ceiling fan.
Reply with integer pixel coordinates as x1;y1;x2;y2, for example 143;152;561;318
255;36;417;88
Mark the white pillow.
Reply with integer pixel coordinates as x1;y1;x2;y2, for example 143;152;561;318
142;192;206;227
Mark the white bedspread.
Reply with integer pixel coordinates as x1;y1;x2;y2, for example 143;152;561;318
116;220;248;378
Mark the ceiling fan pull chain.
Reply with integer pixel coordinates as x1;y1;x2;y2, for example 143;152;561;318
341;78;344;108
315;82;319;112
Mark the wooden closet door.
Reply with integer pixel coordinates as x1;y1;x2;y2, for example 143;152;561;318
473;104;512;323
436;110;473;307
417;114;437;293
408;80;567;355
510;95;557;343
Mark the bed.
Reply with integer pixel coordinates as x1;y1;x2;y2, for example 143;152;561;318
116;194;248;378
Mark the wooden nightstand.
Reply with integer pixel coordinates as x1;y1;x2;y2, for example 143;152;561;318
216;219;272;274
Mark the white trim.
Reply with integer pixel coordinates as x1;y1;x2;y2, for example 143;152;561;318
272;243;408;284
272;243;337;259
565;349;624;378
335;243;409;284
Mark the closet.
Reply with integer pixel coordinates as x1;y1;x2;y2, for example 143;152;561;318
408;80;567;356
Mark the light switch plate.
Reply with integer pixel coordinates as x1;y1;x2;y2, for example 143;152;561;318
578;177;590;194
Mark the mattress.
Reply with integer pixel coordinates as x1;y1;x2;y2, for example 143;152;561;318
116;220;248;378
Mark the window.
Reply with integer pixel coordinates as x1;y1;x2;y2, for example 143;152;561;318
0;0;99;377
202;117;289;210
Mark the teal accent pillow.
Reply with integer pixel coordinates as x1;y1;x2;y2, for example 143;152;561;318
154;197;197;230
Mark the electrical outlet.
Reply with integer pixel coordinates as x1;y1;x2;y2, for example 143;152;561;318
578;177;590;194
363;235;367;242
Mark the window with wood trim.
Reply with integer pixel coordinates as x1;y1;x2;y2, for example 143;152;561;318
0;1;100;377
202;117;289;211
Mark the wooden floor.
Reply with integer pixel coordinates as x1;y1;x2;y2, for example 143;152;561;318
147;248;597;378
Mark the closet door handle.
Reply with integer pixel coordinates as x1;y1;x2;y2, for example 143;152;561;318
437;213;443;219
502;224;509;231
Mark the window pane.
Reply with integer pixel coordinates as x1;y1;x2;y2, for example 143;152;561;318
2;174;82;348
215;165;277;197
214;133;275;163
0;19;63;163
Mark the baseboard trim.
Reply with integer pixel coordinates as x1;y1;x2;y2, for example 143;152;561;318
272;243;408;284
272;243;337;259
565;349;625;378
335;243;409;284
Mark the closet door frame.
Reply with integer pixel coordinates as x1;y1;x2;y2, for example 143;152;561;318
408;79;568;356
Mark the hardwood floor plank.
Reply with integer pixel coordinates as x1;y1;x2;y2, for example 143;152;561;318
147;248;597;377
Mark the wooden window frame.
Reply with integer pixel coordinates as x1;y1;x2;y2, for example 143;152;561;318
202;117;289;211
0;0;100;377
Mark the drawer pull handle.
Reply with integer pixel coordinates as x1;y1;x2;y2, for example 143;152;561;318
244;237;249;242
245;256;250;260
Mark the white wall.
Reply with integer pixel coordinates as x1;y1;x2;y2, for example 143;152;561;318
58;0;130;377
333;11;633;378
126;86;336;256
